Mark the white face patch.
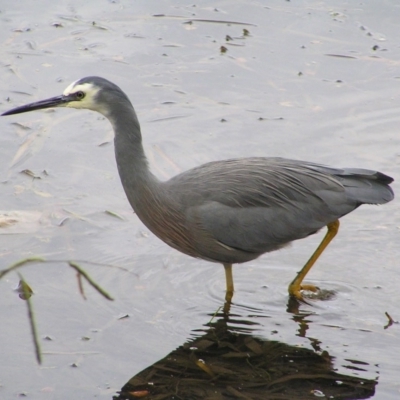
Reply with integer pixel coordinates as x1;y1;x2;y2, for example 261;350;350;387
62;79;80;96
62;81;108;115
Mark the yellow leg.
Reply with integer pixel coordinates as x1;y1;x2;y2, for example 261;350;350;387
288;220;340;299
224;263;234;303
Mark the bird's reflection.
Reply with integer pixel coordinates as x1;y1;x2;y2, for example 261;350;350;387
113;300;377;400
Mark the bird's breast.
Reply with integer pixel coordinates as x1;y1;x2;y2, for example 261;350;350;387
131;185;199;259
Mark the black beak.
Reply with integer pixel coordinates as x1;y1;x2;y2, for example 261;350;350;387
2;94;73;116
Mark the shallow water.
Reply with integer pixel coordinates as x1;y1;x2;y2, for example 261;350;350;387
0;1;399;399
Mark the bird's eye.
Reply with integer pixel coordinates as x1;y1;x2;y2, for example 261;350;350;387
75;91;85;100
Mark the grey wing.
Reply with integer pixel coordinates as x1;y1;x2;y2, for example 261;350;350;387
168;158;393;258
190;164;349;254
301;162;394;205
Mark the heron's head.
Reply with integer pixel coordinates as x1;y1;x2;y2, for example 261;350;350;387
2;77;129;118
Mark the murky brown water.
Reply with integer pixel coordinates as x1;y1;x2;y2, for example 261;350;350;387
1;1;399;399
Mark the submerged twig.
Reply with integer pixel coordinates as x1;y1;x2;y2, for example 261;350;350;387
15;279;34;300
18;273;42;364
0;257;115;364
0;257;114;301
68;261;114;301
76;272;87;300
384;311;395;330
0;256;46;279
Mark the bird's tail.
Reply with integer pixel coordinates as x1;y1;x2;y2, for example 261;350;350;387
338;168;394;205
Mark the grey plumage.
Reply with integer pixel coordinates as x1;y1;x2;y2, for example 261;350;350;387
2;76;394;301
163;158;393;263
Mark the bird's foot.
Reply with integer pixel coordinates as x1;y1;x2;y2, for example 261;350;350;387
289;283;336;302
288;282;319;300
300;283;320;293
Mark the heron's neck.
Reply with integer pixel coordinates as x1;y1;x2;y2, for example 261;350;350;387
110;106;161;209
109;104;195;256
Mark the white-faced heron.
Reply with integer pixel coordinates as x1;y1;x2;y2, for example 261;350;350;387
2;77;394;302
